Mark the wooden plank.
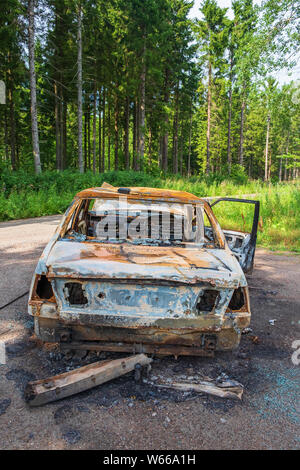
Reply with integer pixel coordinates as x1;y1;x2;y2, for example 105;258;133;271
153;380;243;400
25;353;152;407
59;341;214;357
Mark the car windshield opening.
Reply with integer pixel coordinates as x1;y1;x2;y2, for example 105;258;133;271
63;198;218;248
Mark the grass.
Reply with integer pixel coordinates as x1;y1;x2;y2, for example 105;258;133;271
210;184;300;252
0;169;299;252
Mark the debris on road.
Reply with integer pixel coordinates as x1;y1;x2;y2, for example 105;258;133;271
242;327;253;334
25;353;152;407
269;319;277;325
250;335;260;344
0;399;11;416
146;377;244;400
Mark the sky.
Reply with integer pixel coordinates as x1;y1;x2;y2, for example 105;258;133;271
189;0;236;20
188;0;300;86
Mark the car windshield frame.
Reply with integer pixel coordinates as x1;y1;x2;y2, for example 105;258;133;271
60;196;225;249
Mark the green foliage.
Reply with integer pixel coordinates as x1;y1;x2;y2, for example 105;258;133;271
1;0;299;179
227;164;248;184
0;169;299;252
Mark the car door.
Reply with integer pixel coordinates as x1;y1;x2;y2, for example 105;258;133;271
209;198;260;274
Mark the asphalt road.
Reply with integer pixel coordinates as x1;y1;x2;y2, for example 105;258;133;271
0;215;299;450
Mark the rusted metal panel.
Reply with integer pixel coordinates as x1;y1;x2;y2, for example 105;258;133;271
76;186;205;205
59;341;215;357
209;198;260;273
45;241;247;287
34;315;246;353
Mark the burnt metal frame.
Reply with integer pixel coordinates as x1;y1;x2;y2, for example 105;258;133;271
209;198;260;247
209;198;260;272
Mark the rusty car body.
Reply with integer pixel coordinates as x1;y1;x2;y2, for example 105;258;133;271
28;184;259;357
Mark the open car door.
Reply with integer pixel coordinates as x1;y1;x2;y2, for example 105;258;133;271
209;198;260;274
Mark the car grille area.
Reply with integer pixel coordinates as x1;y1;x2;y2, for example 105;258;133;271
54;279;229;318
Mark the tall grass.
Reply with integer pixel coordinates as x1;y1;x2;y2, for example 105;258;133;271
211;184;300;252
0;169;299;252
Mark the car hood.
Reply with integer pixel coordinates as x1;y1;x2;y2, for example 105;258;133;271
45;240;247;288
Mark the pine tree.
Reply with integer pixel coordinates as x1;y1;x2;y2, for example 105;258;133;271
28;0;42;173
196;0;228;174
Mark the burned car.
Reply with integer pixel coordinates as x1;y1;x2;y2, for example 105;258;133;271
28;183;259;357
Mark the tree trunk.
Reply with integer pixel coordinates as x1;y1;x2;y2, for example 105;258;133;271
62;98;67;169
239;89;246;167
102;88;106;172
132;99;138;170
293;159;296;180
268;147;272;180
136;97;140;170
283;132;289;181
187;107;192;177
28;0;41;173
172;84;179;174
159;137;162;169
179;128;183;175
138;43;146;170
124;96;130;170
93;82;97;174
87;102;91;169
172;115;178;174
8;76;16;170
162;131;168;173
59;84;65;170
59;84;64;170
4;107;9;161
107;94;111;171
206;60;212;174
161;69;170;173
114;94;119;170
84;111;87;171
148;126;152;167
279;157;282;182
264;114;270;181
284;158;287;181
77;3;84;173
98;88;102;172
54;81;61;170
248;156;252;178
15;115;19;168
227;55;233;172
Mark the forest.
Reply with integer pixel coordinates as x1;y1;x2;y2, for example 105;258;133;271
0;0;299;251
0;0;299;180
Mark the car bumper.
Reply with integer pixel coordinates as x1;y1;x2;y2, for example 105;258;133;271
30;300;250;355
